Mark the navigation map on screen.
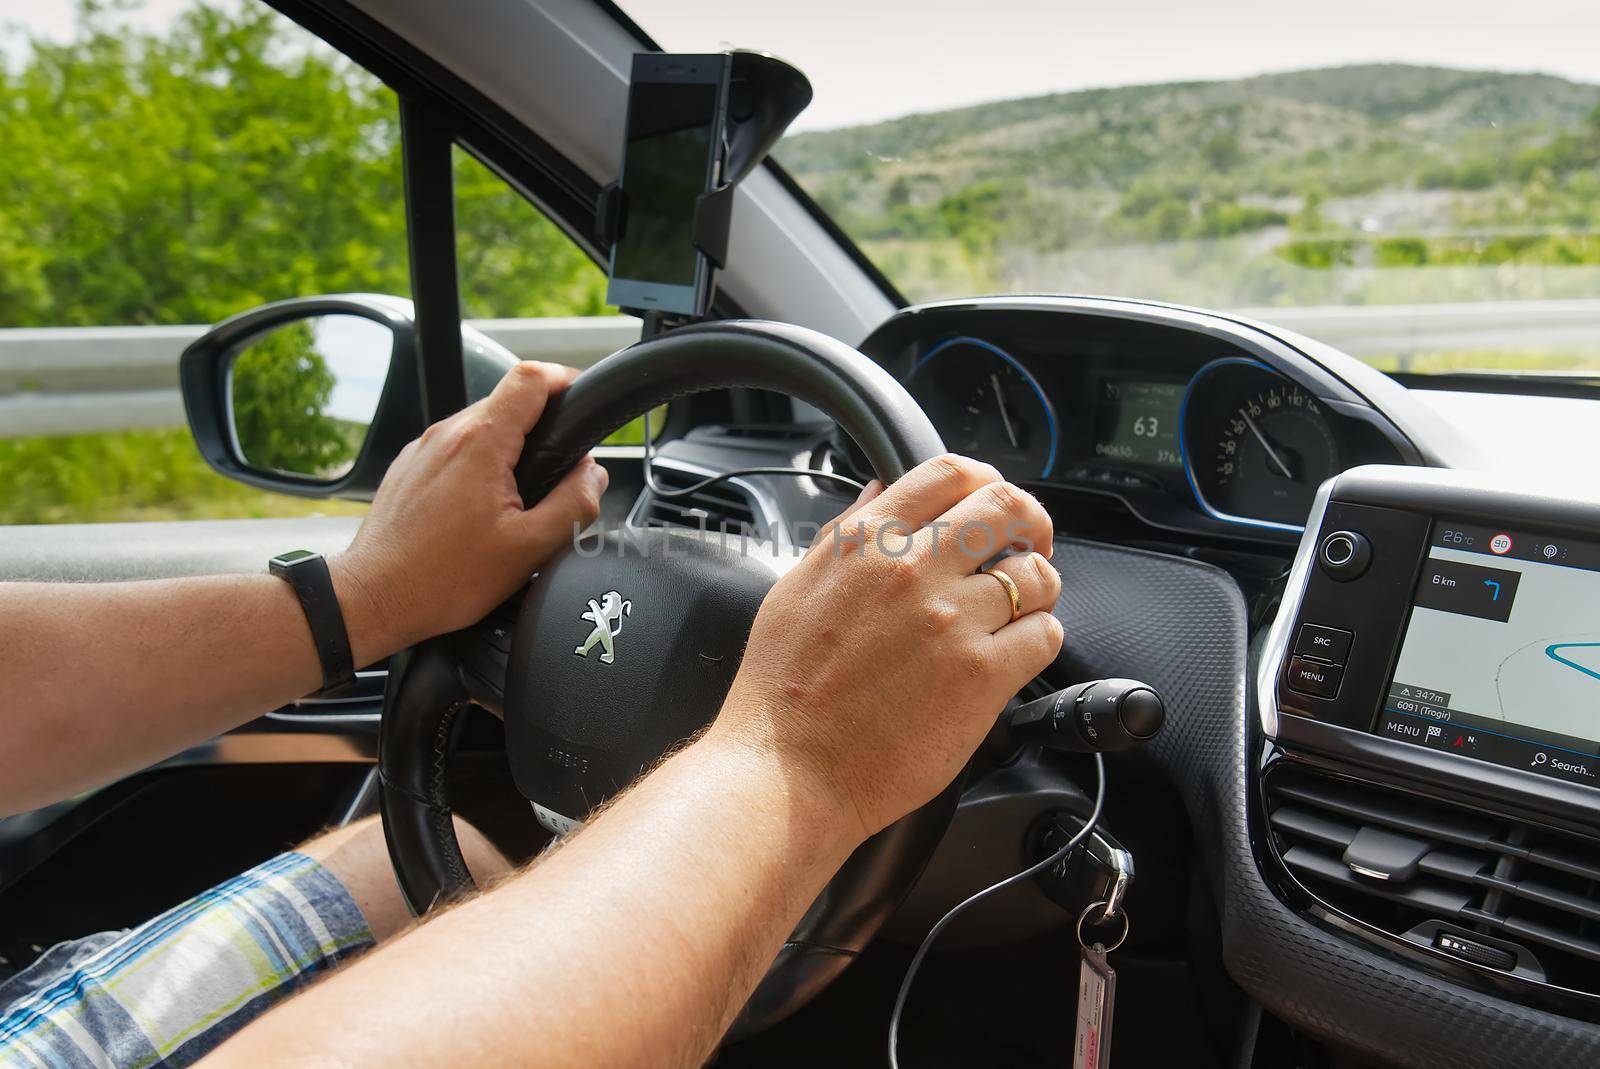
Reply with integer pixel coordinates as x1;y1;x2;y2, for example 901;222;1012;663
1380;519;1600;785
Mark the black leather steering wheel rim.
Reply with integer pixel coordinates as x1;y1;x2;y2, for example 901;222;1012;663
512;318;944;505
379;319;948;1035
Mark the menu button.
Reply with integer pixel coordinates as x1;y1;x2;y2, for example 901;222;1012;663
1287;656;1344;699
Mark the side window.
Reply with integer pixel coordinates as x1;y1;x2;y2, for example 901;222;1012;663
0;5;639;527
0;3;403;524
451;149;654;443
453;147;612;320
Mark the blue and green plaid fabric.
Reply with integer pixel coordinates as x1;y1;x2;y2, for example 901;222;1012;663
0;850;373;1068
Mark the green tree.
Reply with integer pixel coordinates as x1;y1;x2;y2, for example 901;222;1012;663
0;3;408;327
1292;188;1327;235
0;1;615;525
1202;132;1243;174
230;321;356;477
885;175;913;209
0;1;609;329
454;148;609;318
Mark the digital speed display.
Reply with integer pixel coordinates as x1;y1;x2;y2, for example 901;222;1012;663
1092;377;1184;469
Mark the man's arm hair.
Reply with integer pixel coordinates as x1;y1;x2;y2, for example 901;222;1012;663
0;361;605;819
203;729;859;1069
204;455;1065;1069
0;572;365;816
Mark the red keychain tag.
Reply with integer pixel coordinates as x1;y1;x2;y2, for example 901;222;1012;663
1073;941;1116;1069
1072;900;1129;1069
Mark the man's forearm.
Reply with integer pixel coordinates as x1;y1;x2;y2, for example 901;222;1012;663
207;726;862;1069
0;564;392;816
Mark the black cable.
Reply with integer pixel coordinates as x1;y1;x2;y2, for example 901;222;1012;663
639;407;867;499
887;752;1108;1069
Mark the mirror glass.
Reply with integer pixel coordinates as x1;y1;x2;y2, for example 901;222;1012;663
229;314;393;480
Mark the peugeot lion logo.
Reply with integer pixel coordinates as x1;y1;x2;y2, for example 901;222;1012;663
573;590;631;665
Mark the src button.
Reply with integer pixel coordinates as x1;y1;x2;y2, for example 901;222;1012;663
1286;656;1343;699
1294;623;1353;665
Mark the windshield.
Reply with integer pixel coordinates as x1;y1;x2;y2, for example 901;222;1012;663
630;1;1600;376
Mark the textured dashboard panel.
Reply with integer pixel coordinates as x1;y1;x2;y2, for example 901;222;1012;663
1050;536;1600;1065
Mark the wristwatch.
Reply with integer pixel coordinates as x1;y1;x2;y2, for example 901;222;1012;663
269;550;356;695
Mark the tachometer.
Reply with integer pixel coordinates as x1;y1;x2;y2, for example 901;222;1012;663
1181;358;1339;530
905;336;1058;479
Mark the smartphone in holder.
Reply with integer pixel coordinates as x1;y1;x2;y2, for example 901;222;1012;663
606;54;730;318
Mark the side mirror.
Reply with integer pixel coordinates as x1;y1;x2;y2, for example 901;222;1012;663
181;294;518;499
228;313;393;481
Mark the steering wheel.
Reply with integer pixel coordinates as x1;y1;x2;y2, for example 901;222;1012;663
378;320;947;1034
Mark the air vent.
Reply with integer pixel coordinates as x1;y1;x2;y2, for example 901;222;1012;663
632;466;762;536
1265;764;1600;996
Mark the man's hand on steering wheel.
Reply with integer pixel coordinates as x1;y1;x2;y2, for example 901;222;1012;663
211;323;1070;1068
329;361;610;666
715;454;1063;843
343;350;1064;879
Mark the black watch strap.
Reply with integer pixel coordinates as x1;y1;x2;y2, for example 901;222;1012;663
269;550;356;695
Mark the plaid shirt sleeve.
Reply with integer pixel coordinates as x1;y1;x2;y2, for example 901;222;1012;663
0;849;374;1069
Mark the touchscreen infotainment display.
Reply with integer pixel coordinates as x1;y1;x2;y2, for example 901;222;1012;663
1379;519;1600;786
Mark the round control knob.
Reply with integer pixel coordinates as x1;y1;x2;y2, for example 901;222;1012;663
1319;529;1371;581
1117;686;1165;739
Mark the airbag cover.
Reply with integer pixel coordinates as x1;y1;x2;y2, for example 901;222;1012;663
504;526;780;821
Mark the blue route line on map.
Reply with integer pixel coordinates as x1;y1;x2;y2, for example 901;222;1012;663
1546;643;1600;683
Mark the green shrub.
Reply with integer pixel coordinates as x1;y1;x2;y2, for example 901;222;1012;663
0;428;369;525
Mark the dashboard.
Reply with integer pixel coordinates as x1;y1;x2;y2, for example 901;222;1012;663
632;296;1597;1065
842;298;1600;1060
1256;466;1600;1050
0;287;1568;1067
857;298;1429;539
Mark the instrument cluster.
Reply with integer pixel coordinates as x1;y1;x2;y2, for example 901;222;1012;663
862;301;1410;538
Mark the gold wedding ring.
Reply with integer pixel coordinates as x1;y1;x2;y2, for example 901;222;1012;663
985;566;1023;622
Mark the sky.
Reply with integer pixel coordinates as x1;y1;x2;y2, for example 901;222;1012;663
307;315;391;424
626;0;1600;129
5;0;1599;131
0;0;221;66
0;0;198;37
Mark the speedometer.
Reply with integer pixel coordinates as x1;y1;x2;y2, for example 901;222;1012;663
905;336;1058;479
1181;358;1340;530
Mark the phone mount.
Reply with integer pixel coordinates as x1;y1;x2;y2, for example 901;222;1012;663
598;50;812;327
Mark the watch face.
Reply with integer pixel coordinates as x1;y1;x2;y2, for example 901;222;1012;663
272;549;316;567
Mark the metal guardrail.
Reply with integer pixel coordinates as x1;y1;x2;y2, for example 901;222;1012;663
0;316;643;438
2;302;1599;438
1234;300;1600;369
